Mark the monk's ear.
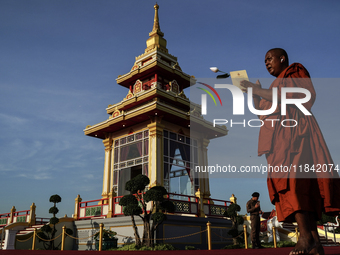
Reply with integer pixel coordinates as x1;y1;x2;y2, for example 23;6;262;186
280;55;286;64
280;56;284;62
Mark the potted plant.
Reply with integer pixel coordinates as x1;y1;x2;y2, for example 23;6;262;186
94;229;118;250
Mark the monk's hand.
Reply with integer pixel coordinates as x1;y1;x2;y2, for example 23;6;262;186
240;80;262;97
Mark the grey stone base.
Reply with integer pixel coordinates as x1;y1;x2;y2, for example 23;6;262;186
74;215;232;250
157;215;233;250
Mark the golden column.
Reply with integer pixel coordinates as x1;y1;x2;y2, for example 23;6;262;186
107;188;116;218
201;138;211;199
102;136;113;199
147;119;164;187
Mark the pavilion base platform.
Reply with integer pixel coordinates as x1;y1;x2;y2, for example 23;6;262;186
73;215;233;251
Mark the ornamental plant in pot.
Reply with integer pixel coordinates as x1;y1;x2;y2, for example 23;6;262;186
94;229;118;250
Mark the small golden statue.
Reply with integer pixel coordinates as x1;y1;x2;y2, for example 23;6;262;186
230;194;237;204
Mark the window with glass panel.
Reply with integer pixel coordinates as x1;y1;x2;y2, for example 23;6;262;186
113;131;149;196
163;130;198;197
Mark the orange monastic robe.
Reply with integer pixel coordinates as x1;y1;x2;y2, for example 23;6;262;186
258;63;340;222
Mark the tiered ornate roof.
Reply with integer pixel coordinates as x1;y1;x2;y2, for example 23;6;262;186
84;4;227;140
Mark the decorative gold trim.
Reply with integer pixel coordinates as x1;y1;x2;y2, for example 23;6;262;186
111;128;149;143
211;226;232;229
124;90;134;100
170;80;179;94
111;107;121;119
133;80;142;94
116;60;191;85
108;224;143;228
85;101;194;137
106;87;191;115
103;138;113;149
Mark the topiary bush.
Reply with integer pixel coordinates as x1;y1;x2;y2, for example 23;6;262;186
37;194;73;250
119;174;175;247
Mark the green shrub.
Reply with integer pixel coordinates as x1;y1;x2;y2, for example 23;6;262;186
223;240;296;249
115;244;139;251
153;244;176;250
277;241;296;247
139;246;153;251
185;245;197;250
113;243;176;251
119;174;175;247
223;244;244;249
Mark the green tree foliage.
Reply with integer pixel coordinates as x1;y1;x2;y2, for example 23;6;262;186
37;194;73;250
49;194;61;203
49;217;59;225
94;229;117;241
320;213;340;233
224;203;245;245
119;174;174;247
49;207;59;215
125;174;150;194
320;213;337;225
115;243;176;251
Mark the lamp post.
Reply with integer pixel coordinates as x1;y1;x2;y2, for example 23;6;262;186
210;67;230;79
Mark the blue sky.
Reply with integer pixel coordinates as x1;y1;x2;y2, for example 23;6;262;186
1;0;340;218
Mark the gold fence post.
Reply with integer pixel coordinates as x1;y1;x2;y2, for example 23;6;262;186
73;194;82;220
32;228;36;250
273;226;277;248
195;189;206;217
29;203;36;226
9;206;16;224
107;188;116;218
61;225;66;251
243;224;248;249
295;227;299;242
207;221;211;250
99;223;104;251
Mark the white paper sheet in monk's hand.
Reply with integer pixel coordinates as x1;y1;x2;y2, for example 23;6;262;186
230;70;249;92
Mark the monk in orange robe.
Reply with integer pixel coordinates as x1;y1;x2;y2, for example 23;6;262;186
241;48;340;255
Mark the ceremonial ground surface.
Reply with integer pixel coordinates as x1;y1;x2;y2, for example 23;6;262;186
1;247;340;255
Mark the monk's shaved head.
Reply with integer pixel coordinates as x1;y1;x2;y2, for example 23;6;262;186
267;48;289;65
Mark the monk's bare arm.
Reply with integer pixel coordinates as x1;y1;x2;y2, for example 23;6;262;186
252;87;274;102
252;95;261;109
241;80;275;103
241;80;271;119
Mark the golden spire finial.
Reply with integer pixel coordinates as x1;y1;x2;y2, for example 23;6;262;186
150;3;163;37
145;3;167;53
152;3;160;32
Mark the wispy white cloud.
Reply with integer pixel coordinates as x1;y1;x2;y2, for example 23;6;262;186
0;113;28;127
17;172;52;180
